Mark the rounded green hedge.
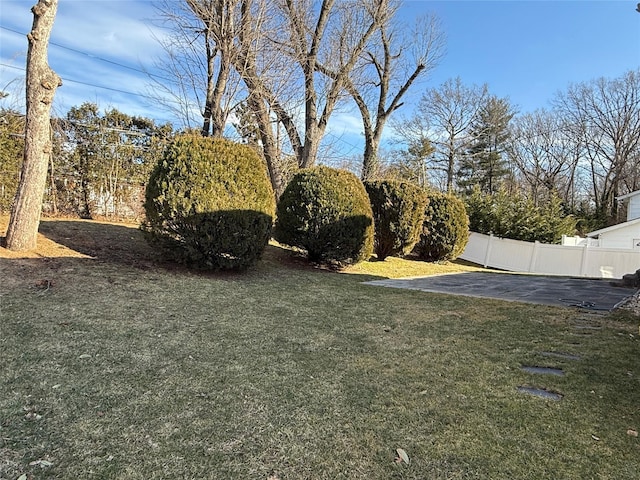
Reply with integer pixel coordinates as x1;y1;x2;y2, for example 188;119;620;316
365;180;428;260
142;135;275;270
413;191;469;261
274;166;374;266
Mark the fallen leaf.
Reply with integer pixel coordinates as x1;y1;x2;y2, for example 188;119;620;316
35;279;53;289
396;448;410;465
627;429;638;437
29;459;53;468
78;354;91;359
17;475;27;480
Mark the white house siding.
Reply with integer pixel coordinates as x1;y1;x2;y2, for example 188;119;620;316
628;194;640;222
598;222;640;249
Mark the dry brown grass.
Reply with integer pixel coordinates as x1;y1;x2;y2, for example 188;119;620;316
1;216;638;479
0;216;92;260
1;215;485;280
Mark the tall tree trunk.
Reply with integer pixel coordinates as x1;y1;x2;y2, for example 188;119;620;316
48;150;58;214
446;149;455;193
300;127;320;169
247;92;284;199
361;126;384;181
201;30;217;137
361;136;379;181
5;0;61;251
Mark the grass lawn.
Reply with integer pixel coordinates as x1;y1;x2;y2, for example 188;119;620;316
1;217;638;479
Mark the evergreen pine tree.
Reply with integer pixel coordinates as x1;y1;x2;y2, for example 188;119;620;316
458;96;515;194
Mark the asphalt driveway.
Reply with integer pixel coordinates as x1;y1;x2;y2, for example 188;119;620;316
364;272;637;311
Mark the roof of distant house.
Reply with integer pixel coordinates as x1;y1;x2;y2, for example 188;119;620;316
587;217;640;237
616;190;640;201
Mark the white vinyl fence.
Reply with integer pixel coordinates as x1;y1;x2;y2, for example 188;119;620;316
460;232;640;279
561;235;600;247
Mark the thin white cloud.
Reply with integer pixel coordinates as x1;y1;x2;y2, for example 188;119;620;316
324;110;399;153
52;1;167;65
326;112;363;138
1;1;175;123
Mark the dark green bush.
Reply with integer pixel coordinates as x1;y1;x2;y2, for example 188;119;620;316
364;180;428;260
0;109;24;214
465;186;576;243
414;191;469;261
142;135;275;270
274;166;374;267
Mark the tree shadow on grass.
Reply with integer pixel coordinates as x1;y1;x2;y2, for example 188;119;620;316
0;219;167;292
37;219;160;269
35;218;342;275
0;218;389;289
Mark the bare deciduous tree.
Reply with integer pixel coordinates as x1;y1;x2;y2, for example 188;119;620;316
394;77;488;192
151;0;242;136
507;109;582;208
233;0;292;196
345;11;445;180
228;0;395;192
554;69;640;223
156;0;432;195
5;0;61;251
273;0;391;168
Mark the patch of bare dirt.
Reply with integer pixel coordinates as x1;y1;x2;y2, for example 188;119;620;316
1;216;157;265
0;222;90;260
1;216;162;291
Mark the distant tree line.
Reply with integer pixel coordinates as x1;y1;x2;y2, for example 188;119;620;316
0;102;172;219
387;69;640;232
3;69;638;237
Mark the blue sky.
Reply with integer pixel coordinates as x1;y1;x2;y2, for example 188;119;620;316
414;1;640;113
1;0;639;155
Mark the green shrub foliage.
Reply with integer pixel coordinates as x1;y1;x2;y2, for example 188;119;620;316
142;135;275;270
465;186;576;243
0;109;24;213
414;191;469;261
275;166;374;266
365;180;428;260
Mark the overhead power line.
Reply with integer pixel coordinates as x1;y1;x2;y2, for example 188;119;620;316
0;62;175;103
0;25;172;83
